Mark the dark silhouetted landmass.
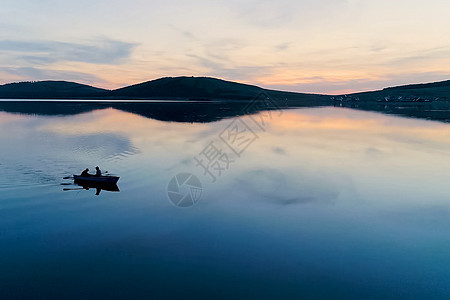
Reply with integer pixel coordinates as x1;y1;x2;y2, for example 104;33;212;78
0;81;108;99
0;77;327;105
110;76;263;100
0;101;305;123
346;79;450;101
1;77;450;102
110;76;329;105
384;80;450;91
2;77;450;123
334;79;450;122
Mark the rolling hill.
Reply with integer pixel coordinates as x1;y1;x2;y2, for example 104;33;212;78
0;76;449;103
1;76;450;123
0;81;108;99
110;76;326;104
110;76;263;100
350;79;450;100
0;77;327;105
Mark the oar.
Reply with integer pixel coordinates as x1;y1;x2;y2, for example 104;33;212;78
63;187;85;191
63;176;74;180
102;171;118;176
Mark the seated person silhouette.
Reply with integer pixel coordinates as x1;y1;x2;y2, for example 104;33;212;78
95;166;102;177
80;168;91;177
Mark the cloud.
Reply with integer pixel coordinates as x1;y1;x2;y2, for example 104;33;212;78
263;71;450;94
0;67;106;85
235;167;340;206
276;42;291;51
186;46;273;82
227;0;347;28
0;38;138;65
365;147;384;159
387;46;450;68
272;147;286;155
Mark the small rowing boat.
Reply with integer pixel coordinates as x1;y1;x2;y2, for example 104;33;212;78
73;175;120;184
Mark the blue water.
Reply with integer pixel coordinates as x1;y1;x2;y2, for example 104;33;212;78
1;104;450;299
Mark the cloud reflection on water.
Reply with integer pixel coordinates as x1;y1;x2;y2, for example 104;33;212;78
2;105;450;298
1;106;450;209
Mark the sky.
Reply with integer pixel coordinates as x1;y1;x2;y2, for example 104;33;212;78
1;0;450;94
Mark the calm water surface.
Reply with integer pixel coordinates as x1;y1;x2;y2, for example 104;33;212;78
1;103;450;299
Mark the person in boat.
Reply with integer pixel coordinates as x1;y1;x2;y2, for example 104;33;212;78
80;168;91;177
95;166;102;177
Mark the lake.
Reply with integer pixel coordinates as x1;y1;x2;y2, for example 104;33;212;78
1;101;450;299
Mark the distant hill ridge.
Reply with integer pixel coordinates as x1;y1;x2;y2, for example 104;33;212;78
0;76;321;101
0;76;449;100
110;76;264;100
383;80;450;90
0;81;107;99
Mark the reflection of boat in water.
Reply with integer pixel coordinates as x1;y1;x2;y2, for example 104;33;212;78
76;181;120;192
73;175;120;184
64;175;121;195
63;181;120;195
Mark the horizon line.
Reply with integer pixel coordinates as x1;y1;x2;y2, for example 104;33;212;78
1;75;449;96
